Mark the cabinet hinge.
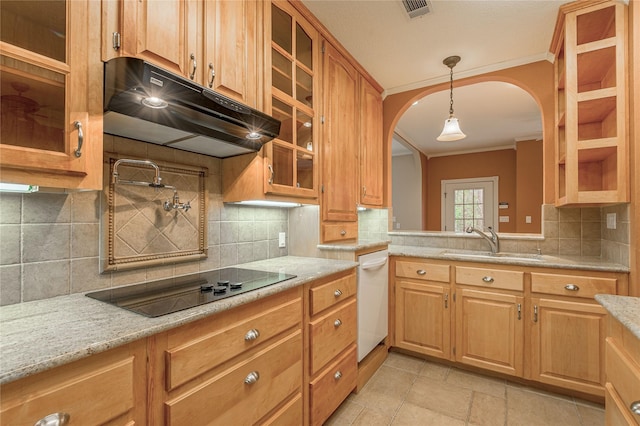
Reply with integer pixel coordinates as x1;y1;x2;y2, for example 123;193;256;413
321;184;325;193
112;32;121;50
321;116;325;124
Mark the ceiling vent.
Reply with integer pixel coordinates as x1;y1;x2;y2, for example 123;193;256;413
401;0;433;19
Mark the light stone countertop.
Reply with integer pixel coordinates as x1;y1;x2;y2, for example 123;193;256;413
595;294;640;340
388;244;630;273
0;256;358;385
317;239;391;252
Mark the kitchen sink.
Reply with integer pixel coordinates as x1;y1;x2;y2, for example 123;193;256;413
442;250;543;262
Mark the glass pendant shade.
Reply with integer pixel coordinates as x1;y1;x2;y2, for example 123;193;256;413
437;116;466;141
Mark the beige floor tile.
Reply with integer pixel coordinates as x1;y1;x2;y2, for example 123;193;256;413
418;359;450;381
349;388;405;418
506;387;581;426
405;376;473;420
468;392;506;426
384;351;426;374
325;400;365;425
576;403;605;426
363;365;417;397
391;402;466;426
446;368;506;399
351;408;393;426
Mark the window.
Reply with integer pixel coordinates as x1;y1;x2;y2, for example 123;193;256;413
442;177;498;232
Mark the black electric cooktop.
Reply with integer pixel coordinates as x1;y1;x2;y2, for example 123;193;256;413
86;267;296;317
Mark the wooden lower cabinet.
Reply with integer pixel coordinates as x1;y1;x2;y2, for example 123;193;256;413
0;339;147;425
455;288;525;377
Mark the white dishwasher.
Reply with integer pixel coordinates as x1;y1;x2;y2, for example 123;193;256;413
357;249;389;362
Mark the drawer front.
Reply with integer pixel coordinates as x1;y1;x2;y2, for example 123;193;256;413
396;260;450;283
310;272;357;316
321;222;358;242
309;299;357;375
606;339;640;424
166;297;302;390
262;393;303;426
531;272;617;299
309;345;357;426
166;331;303;426
456;266;524;291
1;349;139;425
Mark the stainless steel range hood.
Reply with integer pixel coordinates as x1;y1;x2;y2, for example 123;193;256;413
103;57;281;158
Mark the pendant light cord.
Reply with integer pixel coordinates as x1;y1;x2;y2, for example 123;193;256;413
449;66;454;116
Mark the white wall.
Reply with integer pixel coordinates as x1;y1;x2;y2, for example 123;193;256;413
391;153;422;230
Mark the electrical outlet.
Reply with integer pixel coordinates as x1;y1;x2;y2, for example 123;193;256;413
499;216;509;223
525;216;532;224
278;232;286;248
606;213;617;229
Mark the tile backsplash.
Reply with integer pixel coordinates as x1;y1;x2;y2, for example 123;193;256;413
0;136;288;306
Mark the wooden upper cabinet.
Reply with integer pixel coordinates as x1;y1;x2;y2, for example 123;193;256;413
358;76;384;207
552;0;629;205
321;40;358;223
0;0;103;190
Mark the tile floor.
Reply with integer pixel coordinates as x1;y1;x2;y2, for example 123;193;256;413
325;351;605;426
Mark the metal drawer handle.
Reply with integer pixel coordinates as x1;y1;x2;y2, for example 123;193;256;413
482;276;494;283
34;412;70;426
73;121;83;157
416;269;426;275
334;289;342;297
244;328;260;341
340;229;347;236
631;400;640;415
208;63;215;88
334;370;342;380
334;319;342;328
564;284;580;291
268;164;274;184
533;305;538;323
244;371;259;385
517;303;521;320
189;53;197;80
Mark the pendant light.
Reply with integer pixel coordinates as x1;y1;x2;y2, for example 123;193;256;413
437;55;466;142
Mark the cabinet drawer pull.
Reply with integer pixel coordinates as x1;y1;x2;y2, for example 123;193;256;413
334;289;343;297
34;412;70;426
444;293;448;309
533;305;538;323
631;400;640;415
340;229;347;236
416;269;427;276
244;371;259;385
244;328;260;341
189;53;197;80
334;319;342;328
482;276;494;283
208;63;215;88
73;121;83;157
564;284;580;291
517;303;521;320
334;370;342;380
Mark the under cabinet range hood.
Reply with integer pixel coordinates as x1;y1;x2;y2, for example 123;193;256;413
103;57;281;158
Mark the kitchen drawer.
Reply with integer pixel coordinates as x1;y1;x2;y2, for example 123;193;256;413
531;272;617;299
310;272;356;316
396;260;450;283
165;331;303;426
321;222;358;242
309;299;357;375
0;340;145;425
165;290;302;390
309;345;357;426
262;393;303;425
606;339;640;424
605;384;639;426
456;266;523;291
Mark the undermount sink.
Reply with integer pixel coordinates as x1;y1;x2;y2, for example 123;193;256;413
442;250;544;262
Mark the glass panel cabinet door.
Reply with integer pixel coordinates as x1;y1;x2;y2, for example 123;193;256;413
0;0;90;178
267;2;317;198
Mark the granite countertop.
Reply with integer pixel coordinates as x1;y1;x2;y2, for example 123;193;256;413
388;244;630;273
317;239;391;252
0;256;358;385
595;294;640;339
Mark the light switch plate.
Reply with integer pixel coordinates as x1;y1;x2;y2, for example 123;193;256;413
278;232;286;248
499;216;510;223
606;213;617;229
525;216;532;224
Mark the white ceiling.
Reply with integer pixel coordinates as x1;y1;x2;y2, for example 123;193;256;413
301;0;571;156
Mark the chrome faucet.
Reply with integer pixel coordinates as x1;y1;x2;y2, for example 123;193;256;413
465;226;500;254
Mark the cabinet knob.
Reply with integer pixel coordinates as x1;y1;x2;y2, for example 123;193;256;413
416;269;427;276
334;289;343;297
482;276;494;283
564;284;580;291
244;371;260;385
630;400;640;415
244;328;260;341
208;63;215;88
189;53;197;80
34;412;70;426
334;319;342;328
73;121;83;158
334;370;342;380
340;229;347;236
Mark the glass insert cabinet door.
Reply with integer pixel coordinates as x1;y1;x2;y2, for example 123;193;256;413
0;0;88;175
267;2;318;198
